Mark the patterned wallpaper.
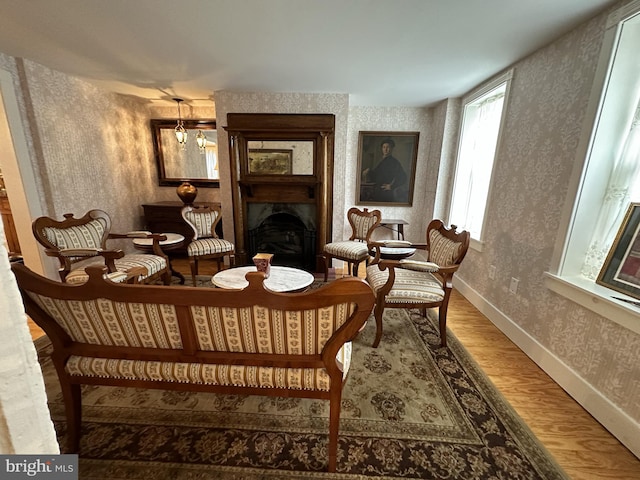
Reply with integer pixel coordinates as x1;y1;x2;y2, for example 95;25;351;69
0;0;637;433
450;9;640;421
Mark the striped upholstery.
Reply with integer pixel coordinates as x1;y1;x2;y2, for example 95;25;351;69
350;211;378;240
29;291;355;391
191;304;353;354
64;254;167;284
323;240;369;261
64;348;350;391
43;218;107;249
428;229;463;267
366;264;444;304
184;209;219;238
187;238;234;257
27;293;182;347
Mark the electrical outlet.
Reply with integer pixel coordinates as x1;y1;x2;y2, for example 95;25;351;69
509;277;519;294
488;265;496;280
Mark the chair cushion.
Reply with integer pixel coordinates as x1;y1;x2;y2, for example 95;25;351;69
324;241;369;261
65;254;167;284
366;265;445;304
187;238;234;257
64;346;351;391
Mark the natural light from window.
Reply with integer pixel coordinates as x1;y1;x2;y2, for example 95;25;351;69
449;73;510;243
546;1;640;335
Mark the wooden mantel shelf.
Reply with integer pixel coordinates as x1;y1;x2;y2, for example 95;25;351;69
239;177;319;186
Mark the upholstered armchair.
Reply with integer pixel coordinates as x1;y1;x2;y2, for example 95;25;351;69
366;220;470;348
181;204;235;284
322;207;382;281
32;209;171;285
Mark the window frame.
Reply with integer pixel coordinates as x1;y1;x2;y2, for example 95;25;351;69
449;70;513;251
546;0;640;336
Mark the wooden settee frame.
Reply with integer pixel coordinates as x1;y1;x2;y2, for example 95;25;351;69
13;264;375;473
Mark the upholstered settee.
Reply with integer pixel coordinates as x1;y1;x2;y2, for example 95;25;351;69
13;263;375;473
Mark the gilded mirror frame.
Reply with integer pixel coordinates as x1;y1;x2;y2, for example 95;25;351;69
151;119;219;187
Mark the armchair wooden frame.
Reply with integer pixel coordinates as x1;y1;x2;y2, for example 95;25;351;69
32;209;171;285
367;220;470;348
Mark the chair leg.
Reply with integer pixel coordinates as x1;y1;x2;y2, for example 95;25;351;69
353;261;360;277
438;304;448;347
161;269;171;285
189;257;198;286
60;380;81;452
323;255;331;282
327;386;343;472
372;302;385;348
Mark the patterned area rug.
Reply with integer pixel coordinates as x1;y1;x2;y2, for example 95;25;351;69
35;280;568;479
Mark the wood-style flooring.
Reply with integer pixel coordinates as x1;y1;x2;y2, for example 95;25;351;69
26;259;640;479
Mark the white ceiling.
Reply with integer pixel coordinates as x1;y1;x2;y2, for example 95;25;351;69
0;0;619;107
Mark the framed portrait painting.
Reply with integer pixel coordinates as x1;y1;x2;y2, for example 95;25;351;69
356;131;419;206
597;203;640;300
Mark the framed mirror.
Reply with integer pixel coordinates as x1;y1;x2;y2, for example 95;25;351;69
151;119;219;187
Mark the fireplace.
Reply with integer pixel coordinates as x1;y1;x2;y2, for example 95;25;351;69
248;204;316;270
226;113;335;272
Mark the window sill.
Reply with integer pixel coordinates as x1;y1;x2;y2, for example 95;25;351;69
544;273;640;335
470;238;484;252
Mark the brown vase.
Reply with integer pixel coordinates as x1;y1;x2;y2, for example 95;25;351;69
176;181;198;205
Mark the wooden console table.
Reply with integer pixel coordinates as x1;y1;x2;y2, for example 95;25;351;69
379;219;408;240
141;201;222;254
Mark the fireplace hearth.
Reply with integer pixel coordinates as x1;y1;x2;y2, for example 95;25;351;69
248;210;316;271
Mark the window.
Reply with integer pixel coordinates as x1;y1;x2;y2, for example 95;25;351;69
449;72;511;246
546;1;640;335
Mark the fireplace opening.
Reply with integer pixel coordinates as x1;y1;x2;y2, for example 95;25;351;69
248;212;316;271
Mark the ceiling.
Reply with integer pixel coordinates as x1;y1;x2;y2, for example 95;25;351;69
0;0;619;107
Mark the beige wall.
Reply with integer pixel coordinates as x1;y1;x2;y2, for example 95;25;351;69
436;3;640;454
0;0;638;457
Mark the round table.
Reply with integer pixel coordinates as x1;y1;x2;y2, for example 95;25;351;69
370;246;416;260
133;232;185;284
212;265;315;292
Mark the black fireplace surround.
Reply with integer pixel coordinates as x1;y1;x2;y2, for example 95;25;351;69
247;203;316;271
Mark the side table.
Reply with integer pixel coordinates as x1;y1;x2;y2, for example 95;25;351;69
133;232;185;284
379;219;408;240
212;266;314;293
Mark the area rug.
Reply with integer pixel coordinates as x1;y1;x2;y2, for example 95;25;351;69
35;290;568;479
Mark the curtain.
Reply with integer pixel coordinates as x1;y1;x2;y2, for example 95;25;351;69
205;146;219;179
450;90;505;238
582;102;640;279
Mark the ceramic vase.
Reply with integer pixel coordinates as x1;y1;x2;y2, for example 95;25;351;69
176;181;198;205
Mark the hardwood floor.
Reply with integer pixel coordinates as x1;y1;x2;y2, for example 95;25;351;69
27;258;640;479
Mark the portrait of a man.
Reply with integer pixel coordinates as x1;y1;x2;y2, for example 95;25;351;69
357;132;419;205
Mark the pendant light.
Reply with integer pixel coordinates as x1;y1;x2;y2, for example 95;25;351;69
173;98;187;149
196;129;207;154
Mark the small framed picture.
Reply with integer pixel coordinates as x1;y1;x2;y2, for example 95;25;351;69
248;149;293;175
597;202;640;299
356;131;419;206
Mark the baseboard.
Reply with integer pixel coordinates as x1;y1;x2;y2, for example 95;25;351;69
453;277;640;459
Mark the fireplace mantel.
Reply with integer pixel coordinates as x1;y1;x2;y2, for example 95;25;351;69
224;113;335;271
